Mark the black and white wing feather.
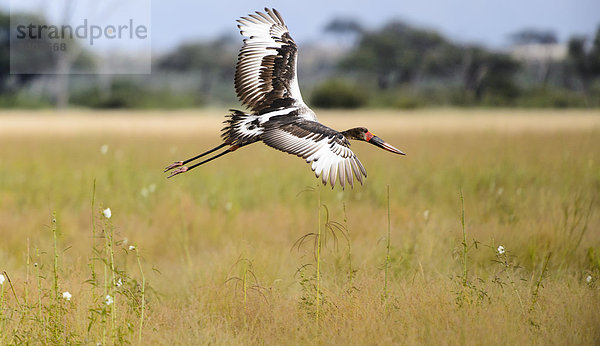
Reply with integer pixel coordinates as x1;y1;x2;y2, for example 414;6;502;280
236;8;310;117
261;119;367;189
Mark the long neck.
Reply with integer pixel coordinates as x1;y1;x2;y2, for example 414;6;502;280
341;128;365;140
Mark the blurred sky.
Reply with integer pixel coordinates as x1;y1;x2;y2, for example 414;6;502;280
3;0;600;52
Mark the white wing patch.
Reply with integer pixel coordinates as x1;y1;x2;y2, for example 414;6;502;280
261;126;367;189
237;115;264;137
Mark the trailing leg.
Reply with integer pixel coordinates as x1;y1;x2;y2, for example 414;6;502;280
164;143;227;172
166;145;240;178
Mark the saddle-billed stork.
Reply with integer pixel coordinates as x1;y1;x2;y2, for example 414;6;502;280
165;8;405;189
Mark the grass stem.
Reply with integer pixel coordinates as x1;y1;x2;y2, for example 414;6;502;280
530;252;551;312
343;203;354;293
102;215;108;345
460;190;467;287
135;247;146;344
25;238;30;312
384;185;391;301
0;273;4;333
91;179;97;298
35;248;45;342
51;212;61;342
106;222;117;342
243;261;248;327
3;272;20;307
315;186;322;325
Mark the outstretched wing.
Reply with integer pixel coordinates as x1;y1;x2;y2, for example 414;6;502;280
235;8;306;115
261;119;367;189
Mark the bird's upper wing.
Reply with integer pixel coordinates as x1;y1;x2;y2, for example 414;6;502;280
235;8;306;114
261;119;367;189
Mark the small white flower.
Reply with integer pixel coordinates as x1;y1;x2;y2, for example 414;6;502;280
225;202;232;212
423;209;430;221
586;275;592;283
116;278;123;287
497;245;505;254
105;294;113;305
0;274;5;285
128;245;135;251
148;184;156;193
497;187;504;196
102;208;112;219
62;291;72;301
100;144;109;155
140;187;149;198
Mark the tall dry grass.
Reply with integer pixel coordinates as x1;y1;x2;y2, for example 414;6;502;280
0;109;599;344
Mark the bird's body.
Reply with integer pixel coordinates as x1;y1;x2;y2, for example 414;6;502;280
165;8;404;188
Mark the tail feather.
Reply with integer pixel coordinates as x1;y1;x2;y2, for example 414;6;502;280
221;109;263;146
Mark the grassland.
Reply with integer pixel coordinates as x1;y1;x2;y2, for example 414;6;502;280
0;109;599;344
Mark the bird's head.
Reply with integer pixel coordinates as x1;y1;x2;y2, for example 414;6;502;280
342;127;405;155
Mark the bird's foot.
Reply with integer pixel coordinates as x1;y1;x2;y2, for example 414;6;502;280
167;166;188;178
164;161;184;172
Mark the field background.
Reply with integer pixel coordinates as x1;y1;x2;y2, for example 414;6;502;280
0;109;599;344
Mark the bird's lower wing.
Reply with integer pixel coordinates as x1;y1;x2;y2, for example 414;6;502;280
261;120;367;189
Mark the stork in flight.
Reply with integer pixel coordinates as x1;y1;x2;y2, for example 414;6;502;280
165;8;405;189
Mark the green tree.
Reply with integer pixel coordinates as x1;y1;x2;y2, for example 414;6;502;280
0;11;55;94
568;26;600;96
157;37;236;93
340;21;458;88
462;46;520;103
310;78;367;108
324;18;363;36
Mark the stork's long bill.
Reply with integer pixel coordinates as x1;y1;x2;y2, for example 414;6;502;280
366;132;406;155
164;8;405;189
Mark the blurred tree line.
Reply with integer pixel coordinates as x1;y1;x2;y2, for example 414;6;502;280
1;9;599;109
312;19;600;108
